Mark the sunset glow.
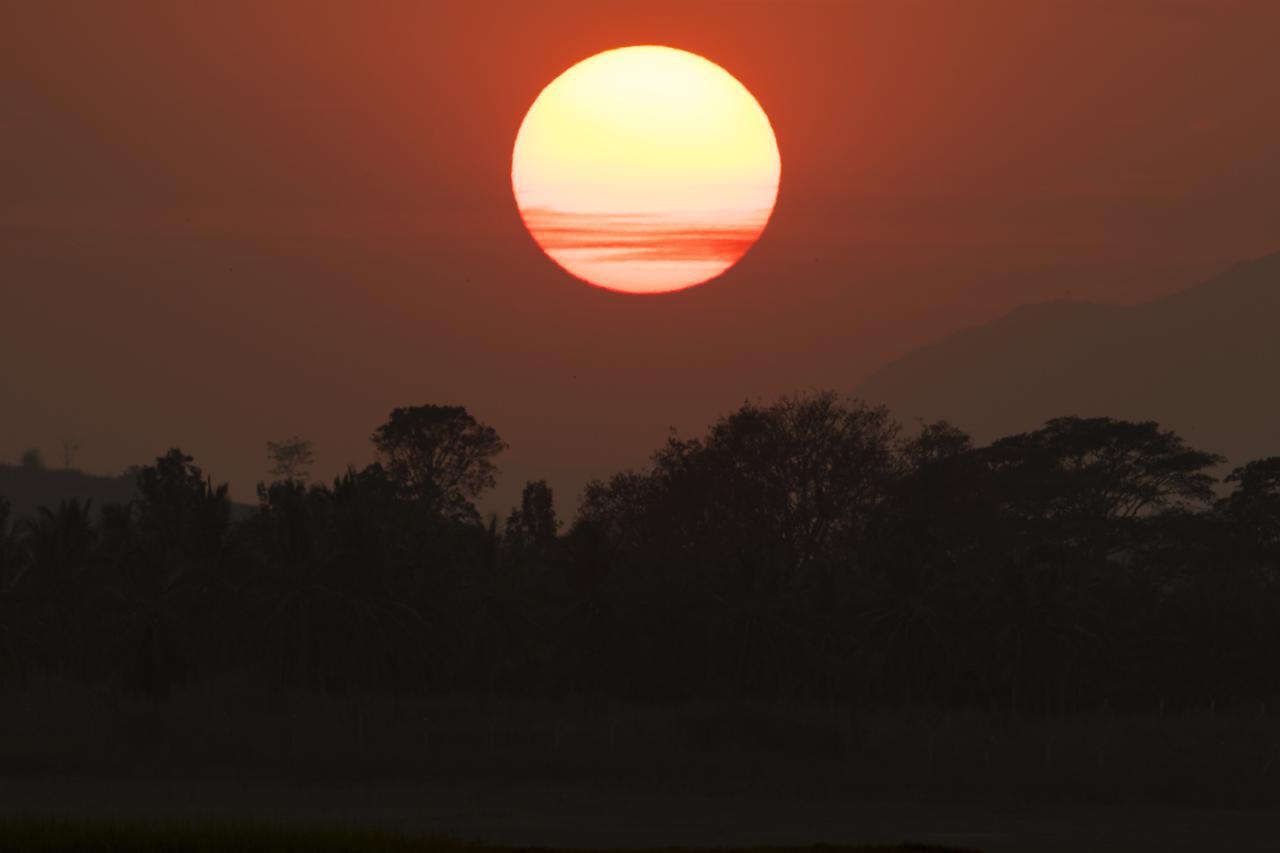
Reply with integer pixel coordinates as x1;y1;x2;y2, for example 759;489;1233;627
512;46;781;294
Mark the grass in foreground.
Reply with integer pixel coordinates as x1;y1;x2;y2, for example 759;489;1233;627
0;819;975;853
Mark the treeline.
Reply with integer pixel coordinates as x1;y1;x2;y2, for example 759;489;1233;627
2;393;1278;714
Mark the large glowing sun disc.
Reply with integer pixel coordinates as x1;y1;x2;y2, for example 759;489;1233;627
512;46;781;294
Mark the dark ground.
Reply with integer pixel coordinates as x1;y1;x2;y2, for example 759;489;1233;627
2;777;1279;853
5;687;1280;852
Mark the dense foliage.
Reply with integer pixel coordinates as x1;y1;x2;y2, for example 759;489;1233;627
2;395;1277;714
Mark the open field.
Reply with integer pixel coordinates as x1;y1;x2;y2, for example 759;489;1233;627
0;819;969;853
4;683;1280;808
5;686;1280;851
0;819;978;853
2;779;1280;853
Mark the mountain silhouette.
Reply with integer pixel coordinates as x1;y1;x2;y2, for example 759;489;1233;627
858;249;1280;466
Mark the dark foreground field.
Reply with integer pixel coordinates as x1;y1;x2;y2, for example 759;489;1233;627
5;689;1280;852
0;819;960;853
3;778;1280;853
0;823;968;853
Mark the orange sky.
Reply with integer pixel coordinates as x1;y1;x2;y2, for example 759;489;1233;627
4;0;1280;511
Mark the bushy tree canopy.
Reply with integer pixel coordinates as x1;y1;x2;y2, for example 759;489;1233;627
371;405;506;524
2;396;1277;715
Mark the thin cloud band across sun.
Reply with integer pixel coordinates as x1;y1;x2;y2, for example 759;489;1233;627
512;46;781;294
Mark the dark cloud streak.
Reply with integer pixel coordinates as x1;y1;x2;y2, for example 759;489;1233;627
521;206;770;263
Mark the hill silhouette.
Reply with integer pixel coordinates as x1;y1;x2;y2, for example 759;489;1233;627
0;463;256;524
857;249;1280;465
0;464;138;524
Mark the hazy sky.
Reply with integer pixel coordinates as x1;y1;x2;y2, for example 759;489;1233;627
4;0;1280;511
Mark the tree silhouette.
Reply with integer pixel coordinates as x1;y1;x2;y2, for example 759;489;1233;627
106;450;233;697
21;499;96;590
1220;457;1280;552
266;436;315;484
371;405;506;525
985;417;1224;558
3;397;1280;716
505;479;559;557
0;496;40;684
240;470;428;692
134;449;229;557
0;497;20;580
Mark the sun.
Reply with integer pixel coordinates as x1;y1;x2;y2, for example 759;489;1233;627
512;46;781;295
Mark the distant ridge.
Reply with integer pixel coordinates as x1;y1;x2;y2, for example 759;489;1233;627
0;464;257;524
0;464;137;524
857;249;1280;466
